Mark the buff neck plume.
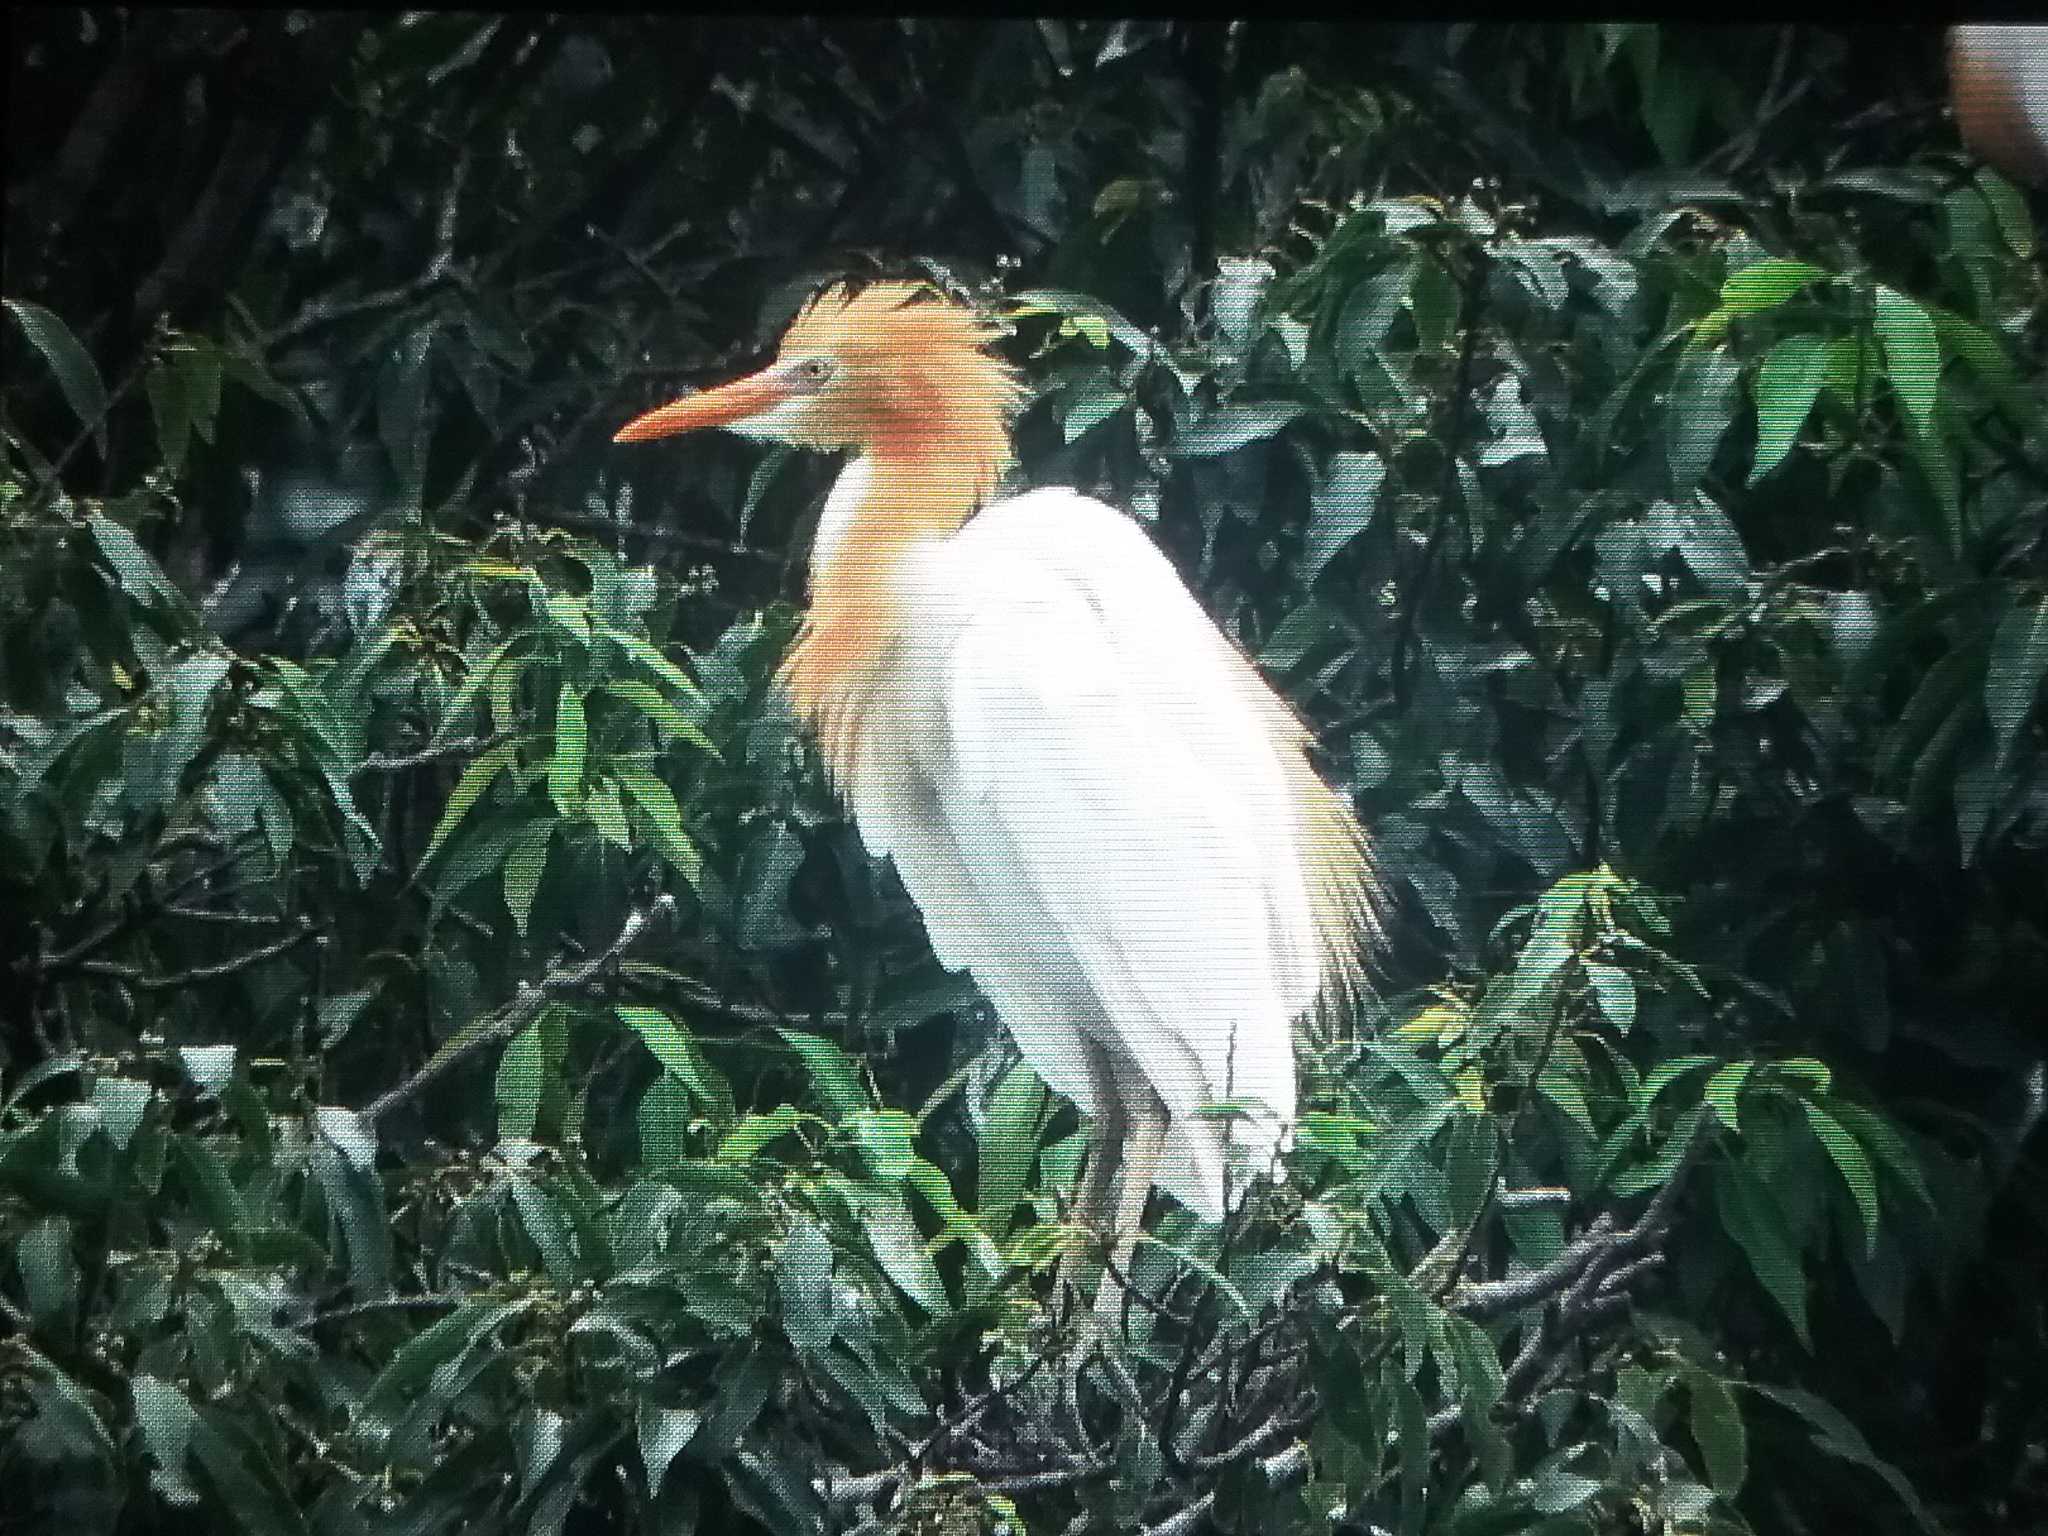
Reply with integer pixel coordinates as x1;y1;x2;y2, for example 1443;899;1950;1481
614;282;1023;770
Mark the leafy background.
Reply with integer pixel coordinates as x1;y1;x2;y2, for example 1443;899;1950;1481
4;17;2044;1536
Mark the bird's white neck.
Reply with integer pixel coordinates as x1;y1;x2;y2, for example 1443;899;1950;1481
810;456;876;583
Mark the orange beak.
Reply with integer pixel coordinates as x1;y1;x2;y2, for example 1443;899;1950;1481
612;367;792;443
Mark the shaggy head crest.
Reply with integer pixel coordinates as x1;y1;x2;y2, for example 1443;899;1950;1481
776;281;1022;500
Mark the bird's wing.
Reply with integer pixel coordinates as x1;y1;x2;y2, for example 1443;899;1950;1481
891;491;1318;1215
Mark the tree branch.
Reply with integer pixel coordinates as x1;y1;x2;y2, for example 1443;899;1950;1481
75;922;316;994
360;895;676;1124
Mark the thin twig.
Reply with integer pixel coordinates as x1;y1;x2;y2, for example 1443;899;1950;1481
355;729;514;775
29;829;268;977
75;922;316;994
360;895;675;1124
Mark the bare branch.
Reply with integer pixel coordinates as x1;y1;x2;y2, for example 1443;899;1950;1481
75;922;316;994
1450;1212;1617;1320
355;729;515;776
361;895;676;1124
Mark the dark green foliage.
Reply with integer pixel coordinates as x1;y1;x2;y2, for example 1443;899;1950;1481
4;18;2044;1536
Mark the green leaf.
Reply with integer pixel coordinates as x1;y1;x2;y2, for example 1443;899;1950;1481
378;326;434;501
187;1397;312;1536
604;679;717;754
501;819;553;935
1530;1458;1605;1515
1336;258;1418;382
496;1024;547;1141
1444;1113;1499;1231
777;1028;868;1118
1715;1162;1810;1347
1700;259;1827;336
740;444;792;537
637;1073;688;1170
1640;55;1703;165
1665;346;1741;491
637;1404;700;1495
87;511;187;617
132;1374;202;1505
849;1107;917;1182
977;1058;1047;1237
1008;288;1156;360
1682;1363;1748;1495
585;775;630;847
1304;450;1385;582
1061;381;1128;443
507;1172;581;1284
614;763;702;888
1929;307;2031;427
549;683;587;814
1584;961;1636;1030
16;1218;78;1331
15;1345;118;1472
360;1296;540;1454
1172;401;1307;457
1974;167;2036;256
542;590;591;648
1872;286;1939;438
172;1135;253;1259
1986;593;2048;770
1748;332;1829;483
615;1007;728;1123
1682;661;1716;731
855;1185;950;1314
6;299;110;455
725;1444;828;1536
430;634;524;747
1749;1385;1937;1533
1773;1057;1832;1094
1535;1053;1597;1138
1259;597;1341;671
421;740;520;863
180;344;222;443
429;813;537;921
716;1105;804;1163
776;1219;836;1353
140;651;231;810
1704;1060;1753;1132
1798;1099;1880;1253
1409;253;1458;353
604;628;706;703
1826;1101;1934;1213
196;337;308;428
310;1107;394;1295
146;357;193;476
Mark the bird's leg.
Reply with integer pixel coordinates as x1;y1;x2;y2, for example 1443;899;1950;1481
1057;1040;1126;1307
1093;1080;1168;1330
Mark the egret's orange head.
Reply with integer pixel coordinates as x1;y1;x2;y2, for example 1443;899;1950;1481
614;282;1021;491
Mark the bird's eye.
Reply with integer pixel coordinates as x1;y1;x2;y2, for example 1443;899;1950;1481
798;357;833;385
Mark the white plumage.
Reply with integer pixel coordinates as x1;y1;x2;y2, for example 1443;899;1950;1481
851;487;1319;1221
615;281;1377;1295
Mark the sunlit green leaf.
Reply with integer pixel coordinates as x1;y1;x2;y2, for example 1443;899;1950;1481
777;1028;867;1118
1798;1099;1880;1252
549;682;587;813
421;739;520;863
977;1059;1046;1237
1748;332;1828;483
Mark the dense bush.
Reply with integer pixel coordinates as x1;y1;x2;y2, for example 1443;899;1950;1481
4;19;2043;1536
